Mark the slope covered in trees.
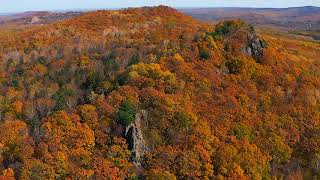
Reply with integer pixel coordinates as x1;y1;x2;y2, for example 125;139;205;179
0;6;319;179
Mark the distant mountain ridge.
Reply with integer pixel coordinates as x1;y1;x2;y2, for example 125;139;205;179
180;6;320;31
0;11;83;26
1;6;318;28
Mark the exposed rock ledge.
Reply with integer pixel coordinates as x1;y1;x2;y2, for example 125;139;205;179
245;34;267;62
125;110;148;166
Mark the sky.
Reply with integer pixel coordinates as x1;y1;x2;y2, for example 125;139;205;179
0;0;319;13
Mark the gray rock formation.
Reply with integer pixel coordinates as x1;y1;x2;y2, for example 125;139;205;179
245;35;267;62
125;110;148;166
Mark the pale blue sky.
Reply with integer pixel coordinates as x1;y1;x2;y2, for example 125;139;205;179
0;0;319;13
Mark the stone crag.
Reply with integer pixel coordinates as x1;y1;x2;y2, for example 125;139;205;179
125;110;148;166
245;34;267;62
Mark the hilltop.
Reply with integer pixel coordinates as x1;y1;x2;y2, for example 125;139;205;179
0;6;319;179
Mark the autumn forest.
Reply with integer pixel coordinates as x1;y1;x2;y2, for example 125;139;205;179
0;6;319;179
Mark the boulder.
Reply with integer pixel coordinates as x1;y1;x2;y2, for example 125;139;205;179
245;35;267;62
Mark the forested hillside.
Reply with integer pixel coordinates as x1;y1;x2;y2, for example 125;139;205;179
0;6;319;179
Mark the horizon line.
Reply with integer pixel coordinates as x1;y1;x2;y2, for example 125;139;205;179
0;5;319;14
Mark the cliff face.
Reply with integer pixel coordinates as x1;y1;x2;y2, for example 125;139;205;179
125;110;148;166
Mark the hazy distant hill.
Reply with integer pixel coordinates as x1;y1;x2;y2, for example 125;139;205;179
0;11;50;21
180;6;320;31
0;11;83;26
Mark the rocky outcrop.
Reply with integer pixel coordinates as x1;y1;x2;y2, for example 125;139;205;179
214;20;267;62
245;35;267;62
125;110;148;166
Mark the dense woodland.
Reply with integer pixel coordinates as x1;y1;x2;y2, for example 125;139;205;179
0;6;319;179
